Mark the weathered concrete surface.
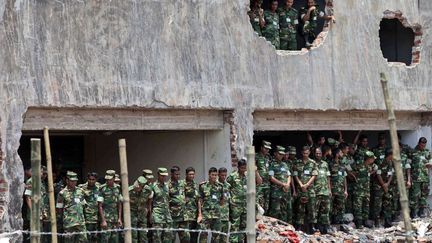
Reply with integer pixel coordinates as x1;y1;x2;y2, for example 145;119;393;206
0;0;431;235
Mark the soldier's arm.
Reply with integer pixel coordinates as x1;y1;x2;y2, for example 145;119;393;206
305;175;317;189
343;177;348;198
306;132;313;147
117;201;123;226
376;171;386;188
294;176;304;187
197;198;203;223
25;196;32;209
259;8;265;28
327;176;332;195
98;202;106;226
55;192;63;215
353;130;362;145
255;167;263;186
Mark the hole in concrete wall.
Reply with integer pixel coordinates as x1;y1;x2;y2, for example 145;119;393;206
379;10;422;66
248;0;334;52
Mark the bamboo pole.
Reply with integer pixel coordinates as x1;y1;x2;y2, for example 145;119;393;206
31;138;41;243
118;139;132;243
246;146;256;243
43;127;58;243
380;73;414;242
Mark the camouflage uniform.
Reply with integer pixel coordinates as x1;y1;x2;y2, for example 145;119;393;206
184;180;199;242
293;158;318;226
256;151;271;213
198;181;224;243
354;146;369;163
391;149;412;218
219;180;231;243
352;153;377;227
56;180;87;243
268;159;292;223
168;179;190;242
329;158;347;224
314;159;331;226
227;171;246;243
79;181;100;241
262;10;280;49
98;181;123;243
300;5;321;45
278;6;298;50
150;180;173;243
409;146;431;216
129;177;153;243
372;158;394;223
248;8;263;36
344;154;355;214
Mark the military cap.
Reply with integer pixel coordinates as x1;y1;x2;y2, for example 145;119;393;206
115;174;121;183
288;146;297;155
136;176;147;186
158;167;169;176
66;171;78;181
105;170;116;180
276;145;286;155
365;151;376;159
327;138;339;146
262;140;272;149
142;169;154;179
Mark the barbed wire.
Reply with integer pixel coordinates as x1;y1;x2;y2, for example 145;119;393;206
0;227;248;239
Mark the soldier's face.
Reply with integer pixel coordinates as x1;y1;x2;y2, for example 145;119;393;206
209;172;218;183
378;138;385;146
275;152;284;161
186;171;195;181
106;178;114;186
158;174;168;183
271;1;278;11
286;0;293;8
419;141;426;150
318;137;325;145
238;165;247;175
87;176;97;186
289;154;296;160
261;147;269;155
283;154;289;160
171;171;181;181
67;179;77;188
360;138;368;148
314;149;322;160
341;147;349;155
302;150;310;159
365;158;374;165
218;172;227;182
308;0;315;7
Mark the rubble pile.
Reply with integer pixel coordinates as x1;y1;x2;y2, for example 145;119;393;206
256;216;432;242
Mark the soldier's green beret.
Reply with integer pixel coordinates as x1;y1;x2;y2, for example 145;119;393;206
365;151;376;159
136;176;147;186
158;167;169;176
262;140;272;149
276;145;286;155
288;146;297;155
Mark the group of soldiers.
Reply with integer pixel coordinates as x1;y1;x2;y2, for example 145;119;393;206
248;0;335;50
23;161;262;243
256;131;432;235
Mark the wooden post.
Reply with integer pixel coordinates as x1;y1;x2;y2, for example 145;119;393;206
118;139;132;243
380;73;414;242
31;138;41;243
43;127;58;243
246;146;256;243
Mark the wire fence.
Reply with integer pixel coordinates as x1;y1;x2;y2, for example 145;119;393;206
0;227;248;242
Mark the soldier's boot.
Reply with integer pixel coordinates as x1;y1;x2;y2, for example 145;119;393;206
321;225;329;234
374;218;381;228
364;220;374;228
309;223;319;234
355;220;363;229
410;210;417;219
304;34;312;48
419;208;427;218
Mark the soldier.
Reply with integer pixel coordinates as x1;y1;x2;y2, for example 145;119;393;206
352;151;377;228
286;146;298;205
373;133;387;161
372;149;394;227
354;134;369;162
218;167;230;243
56;171;87;243
278;0;298;50
268;146;292;223
197;167;224;243
168;166;190;243
409;137;432;218
307;132;326;153
143;169;155;184
129;176;153;243
300;0;335;47
256;140;271;213
149;167;173;243
98;170;123;243
330;148;348;224
24;166;50;243
79;172;100;241
184;167;199;243
391;139;412;220
262;0;280;49
293;146;318;234
314;148;331;234
114;174;121;185
344;143;357;214
248;0;265;36
322;145;332;162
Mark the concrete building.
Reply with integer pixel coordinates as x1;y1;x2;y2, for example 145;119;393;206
0;0;431;239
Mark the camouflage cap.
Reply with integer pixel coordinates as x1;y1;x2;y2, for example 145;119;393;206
262;140;272;149
105;170;116;180
276;145;286;155
158;167;169;176
66;171;78;181
288;146;297;155
115;174;121;183
327;138;339;146
136;176;147;186
365;151;376;159
142;169;154;179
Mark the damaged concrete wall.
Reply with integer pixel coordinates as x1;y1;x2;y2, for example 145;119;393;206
0;0;431;235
